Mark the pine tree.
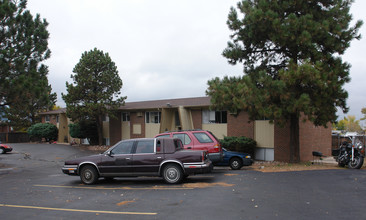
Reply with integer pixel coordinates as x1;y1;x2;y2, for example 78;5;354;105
62;48;126;146
207;0;362;162
0;0;56;129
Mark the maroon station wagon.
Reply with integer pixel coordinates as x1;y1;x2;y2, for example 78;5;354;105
62;138;213;184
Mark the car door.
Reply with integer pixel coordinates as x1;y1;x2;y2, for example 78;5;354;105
98;140;135;175
172;133;193;150
132;139;164;174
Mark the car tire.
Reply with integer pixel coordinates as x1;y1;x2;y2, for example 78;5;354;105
80;165;99;185
0;148;4;154
162;164;183;184
230;158;243;170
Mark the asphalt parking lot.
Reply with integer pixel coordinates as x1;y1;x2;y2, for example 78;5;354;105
1;143;365;220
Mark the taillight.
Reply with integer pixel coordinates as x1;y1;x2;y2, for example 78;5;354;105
213;144;221;153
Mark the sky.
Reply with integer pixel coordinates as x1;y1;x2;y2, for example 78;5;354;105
26;0;366;123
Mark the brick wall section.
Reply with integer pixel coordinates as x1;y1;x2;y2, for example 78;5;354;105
299;121;332;161
109;113;122;146
191;109;202;129
274;122;291;162
274;119;332;162
227;111;254;139
130;112;145;139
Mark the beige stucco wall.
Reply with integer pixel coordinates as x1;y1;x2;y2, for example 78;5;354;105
56;113;69;143
145;123;160;138
202;124;227;139
121;121;130;140
103;121;110;139
254;120;274;148
178;106;193;130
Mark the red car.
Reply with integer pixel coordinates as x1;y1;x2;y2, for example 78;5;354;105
155;130;223;163
0;142;13;154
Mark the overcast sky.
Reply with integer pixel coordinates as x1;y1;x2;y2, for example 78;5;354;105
27;0;366;123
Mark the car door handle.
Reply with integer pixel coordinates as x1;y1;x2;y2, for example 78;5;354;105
157;157;162;159
126;158;131;160
187;147;192;149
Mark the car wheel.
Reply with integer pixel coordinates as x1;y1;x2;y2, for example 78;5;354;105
162;164;183;184
0;148;4;154
230;158;243;170
80;165;99;185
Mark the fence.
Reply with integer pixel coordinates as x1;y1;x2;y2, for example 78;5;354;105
0;132;30;143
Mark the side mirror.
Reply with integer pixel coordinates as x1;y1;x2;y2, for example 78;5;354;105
107;151;114;157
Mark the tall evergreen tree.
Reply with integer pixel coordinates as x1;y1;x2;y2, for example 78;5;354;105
62;48;126;146
0;0;56;129
207;0;362;162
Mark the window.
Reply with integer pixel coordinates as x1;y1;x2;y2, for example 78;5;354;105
173;133;192;145
135;140;154;153
156;140;162;153
145;112;161;124
110;141;134;155
202;110;227;124
157;134;170;138
45;115;50;122
193;132;214;143
122;112;130;122
56;116;59;123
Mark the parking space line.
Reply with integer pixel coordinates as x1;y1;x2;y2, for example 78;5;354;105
34;184;194;190
0;204;157;215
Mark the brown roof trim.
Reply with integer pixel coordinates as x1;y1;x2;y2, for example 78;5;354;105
119;96;211;110
38;108;67;115
39;97;212;114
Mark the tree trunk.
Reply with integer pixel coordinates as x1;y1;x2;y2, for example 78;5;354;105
289;114;300;163
96;114;103;146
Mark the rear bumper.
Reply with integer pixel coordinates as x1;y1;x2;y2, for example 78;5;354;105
183;160;213;175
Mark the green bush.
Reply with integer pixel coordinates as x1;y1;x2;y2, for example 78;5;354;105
68;120;98;145
27;123;58;142
220;136;256;156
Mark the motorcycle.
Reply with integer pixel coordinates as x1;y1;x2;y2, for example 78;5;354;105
332;133;364;169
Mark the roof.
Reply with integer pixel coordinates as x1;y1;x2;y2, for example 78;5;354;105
38;108;66;115
39;97;212;114
119;96;211;110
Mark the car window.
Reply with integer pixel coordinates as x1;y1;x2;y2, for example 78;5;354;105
174;139;184;150
193;132;214;143
156;140;162;153
173;133;192;145
157;134;170;138
135;140;154;154
110;141;134;155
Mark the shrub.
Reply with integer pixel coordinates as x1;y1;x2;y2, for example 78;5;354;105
68;120;98;145
220;136;256;156
27;123;58;142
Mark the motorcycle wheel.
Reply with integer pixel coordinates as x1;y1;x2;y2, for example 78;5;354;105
348;156;364;169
